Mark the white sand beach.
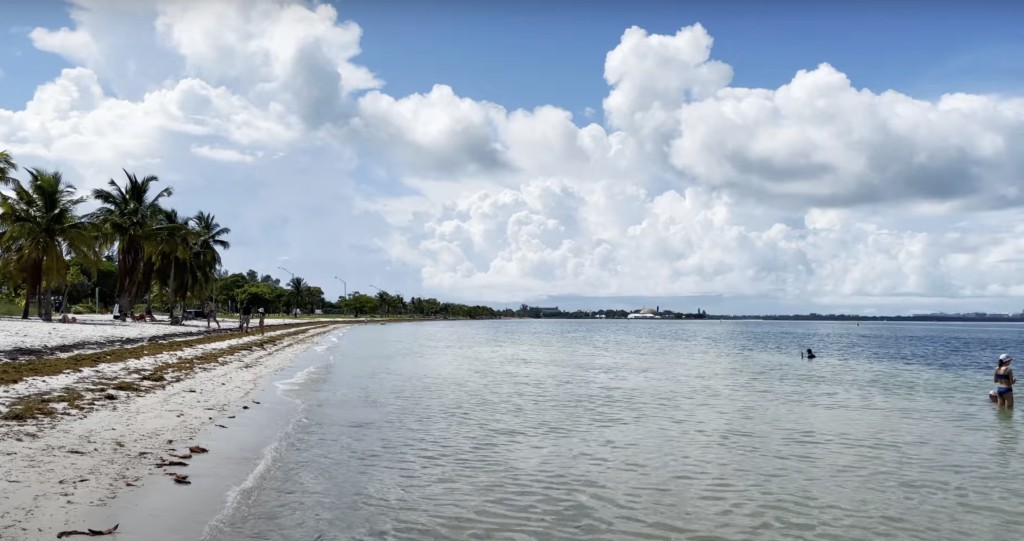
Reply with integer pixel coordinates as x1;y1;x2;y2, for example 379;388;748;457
0;314;297;357
0;319;347;539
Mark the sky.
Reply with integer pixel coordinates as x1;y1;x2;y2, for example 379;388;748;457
1;0;1024;315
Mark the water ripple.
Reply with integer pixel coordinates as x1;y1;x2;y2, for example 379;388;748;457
216;320;1024;541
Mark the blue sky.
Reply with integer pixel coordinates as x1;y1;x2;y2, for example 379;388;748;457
3;1;1024;314
5;1;1024;113
306;0;1024;110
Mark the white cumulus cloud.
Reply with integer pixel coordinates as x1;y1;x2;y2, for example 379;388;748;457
2;2;1024;313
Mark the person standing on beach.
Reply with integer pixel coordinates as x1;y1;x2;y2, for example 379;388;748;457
258;307;266;335
205;298;220;329
240;302;253;333
994;353;1015;408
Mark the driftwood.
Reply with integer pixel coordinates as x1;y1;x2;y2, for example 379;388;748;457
215;424;227;429
168;452;192;460
154;460;188;468
56;523;118;538
167;473;190;485
189;445;208;454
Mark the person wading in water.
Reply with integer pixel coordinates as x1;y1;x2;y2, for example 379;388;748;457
994;353;1015;409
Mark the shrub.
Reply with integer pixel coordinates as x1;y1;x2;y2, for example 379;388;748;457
72;303;92;314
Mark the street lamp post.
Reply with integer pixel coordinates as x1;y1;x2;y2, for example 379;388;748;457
334;276;347;316
368;284;383;317
278;266;295;316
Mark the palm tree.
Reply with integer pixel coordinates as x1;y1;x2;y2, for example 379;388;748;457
187;211;230;305
152;209;190;319
0;150;16;187
90;171;172;319
0;169;93;321
375;290;390;316
287;276;307;317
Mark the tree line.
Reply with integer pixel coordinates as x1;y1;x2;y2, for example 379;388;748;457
1;150;503;322
0;150;228;321
214;271;502;319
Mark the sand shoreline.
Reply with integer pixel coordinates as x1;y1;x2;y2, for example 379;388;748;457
0;321;348;540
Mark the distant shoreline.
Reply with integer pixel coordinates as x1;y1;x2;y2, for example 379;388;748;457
705;315;1024;323
513;315;1024;323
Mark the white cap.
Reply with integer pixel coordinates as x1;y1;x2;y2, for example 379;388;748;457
999;353;1013;362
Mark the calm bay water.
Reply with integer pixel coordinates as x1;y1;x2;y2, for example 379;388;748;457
206;320;1023;540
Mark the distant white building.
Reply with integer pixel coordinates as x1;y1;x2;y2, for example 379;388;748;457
627;307;660;319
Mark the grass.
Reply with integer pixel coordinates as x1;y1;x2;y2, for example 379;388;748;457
0;302;36;318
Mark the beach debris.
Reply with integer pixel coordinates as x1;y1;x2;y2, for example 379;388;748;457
186;389;196;393
188;445;208;454
170;473;191;485
168;452;192;460
56;523;118;537
252;400;261;404
242;405;249;410
102;393;117;400
227;415;235;419
67;449;86;455
215;424;228;429
154;460;188;468
125;481;136;487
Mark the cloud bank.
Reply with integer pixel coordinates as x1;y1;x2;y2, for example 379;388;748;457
3;1;1023;312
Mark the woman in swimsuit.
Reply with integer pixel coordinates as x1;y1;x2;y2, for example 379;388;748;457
994;353;1015;409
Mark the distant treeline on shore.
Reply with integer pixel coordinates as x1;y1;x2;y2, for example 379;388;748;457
515;305;1024;322
712;314;1024;322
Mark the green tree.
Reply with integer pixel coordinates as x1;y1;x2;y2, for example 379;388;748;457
287;276;307;316
236;281;287;313
187;211;230;303
245;269;258;283
216;273;248;310
0;150;15;187
0;169;93;321
375;290;390;315
343;292;378;317
305;285;325;313
90;171;172;319
151;209;190;318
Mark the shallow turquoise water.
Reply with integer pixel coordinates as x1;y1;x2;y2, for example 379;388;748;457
209;320;1024;540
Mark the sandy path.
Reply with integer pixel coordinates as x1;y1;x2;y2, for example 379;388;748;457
0;322;346;539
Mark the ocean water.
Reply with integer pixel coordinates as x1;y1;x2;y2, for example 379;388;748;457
205;320;1023;541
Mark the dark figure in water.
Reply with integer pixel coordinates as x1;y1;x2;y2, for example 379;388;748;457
802;348;816;360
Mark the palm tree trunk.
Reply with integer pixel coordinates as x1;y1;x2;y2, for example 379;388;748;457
60;284;71;315
41;287;53;322
21;286;31;319
117;294;131;321
168;260;176;320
